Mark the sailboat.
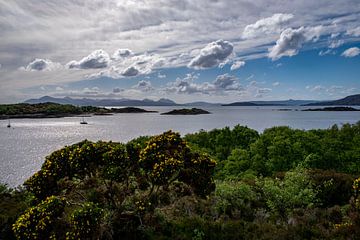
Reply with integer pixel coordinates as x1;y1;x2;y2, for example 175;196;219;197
7;119;11;128
80;117;88;125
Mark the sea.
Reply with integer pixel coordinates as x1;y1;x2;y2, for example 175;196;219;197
1;105;360;187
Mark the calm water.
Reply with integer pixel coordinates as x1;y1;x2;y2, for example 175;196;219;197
1;106;360;187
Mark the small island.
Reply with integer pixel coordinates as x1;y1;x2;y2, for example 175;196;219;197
302;107;360;112
0;102;157;119
161;108;211;115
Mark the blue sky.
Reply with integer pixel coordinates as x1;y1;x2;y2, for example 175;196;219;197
0;0;359;103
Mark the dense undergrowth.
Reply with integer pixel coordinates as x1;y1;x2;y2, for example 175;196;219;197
1;122;360;239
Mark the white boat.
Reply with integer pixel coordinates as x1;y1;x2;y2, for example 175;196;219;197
80;117;88;124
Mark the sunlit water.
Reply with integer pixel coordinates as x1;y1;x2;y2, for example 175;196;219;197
1;106;360;187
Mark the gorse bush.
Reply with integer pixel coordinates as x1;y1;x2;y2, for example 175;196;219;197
12;196;65;240
66;202;103;240
3;124;360;239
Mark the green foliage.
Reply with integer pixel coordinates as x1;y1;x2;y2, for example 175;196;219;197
24;140;114;200
12;195;65;240
215;180;258;220
308;169;354;207
5;124;360;239
185;125;259;162
66;202;103;240
140;131;188;186
0;184;32;240
258;167;318;218
140;131;216;196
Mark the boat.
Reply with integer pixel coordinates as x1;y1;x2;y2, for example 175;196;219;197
7;120;11;128
80;117;88;125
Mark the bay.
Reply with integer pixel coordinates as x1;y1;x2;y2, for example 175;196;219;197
1;105;360;187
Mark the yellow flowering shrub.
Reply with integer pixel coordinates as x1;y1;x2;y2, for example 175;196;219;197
140;131;216;196
66;202;103;240
12;195;65;240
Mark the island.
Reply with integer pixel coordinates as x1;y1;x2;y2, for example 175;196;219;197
302;107;360;111
161;108;211;115
0;102;157;119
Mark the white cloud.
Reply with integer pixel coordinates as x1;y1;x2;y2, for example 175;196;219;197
329;39;344;49
230;60;245;71
346;26;360;37
242;13;294;39
308;85;325;92
23;58;62;71
188;40;233;69
272;81;280;86
165;73;242;95
157;72;166;78
67;50;110;69
55;86;64;91
257;88;272;94
268;26;323;60
319;49;335;56
213;74;243;91
88;53;165;78
121;66;140;77
132;80;154;92
112;49;133;60
341;47;360;57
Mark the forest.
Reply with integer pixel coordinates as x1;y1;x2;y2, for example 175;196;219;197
1;122;360;239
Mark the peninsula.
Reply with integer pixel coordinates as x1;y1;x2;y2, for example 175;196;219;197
161;108;211;115
0;102;157;119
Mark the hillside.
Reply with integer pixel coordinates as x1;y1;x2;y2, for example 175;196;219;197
305;94;360;106
25;96;178;106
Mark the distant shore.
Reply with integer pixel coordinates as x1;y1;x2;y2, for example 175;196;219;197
0;103;157;120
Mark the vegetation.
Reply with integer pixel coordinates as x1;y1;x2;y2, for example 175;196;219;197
1;122;360;239
161;108;210;115
302;107;360;111
0;102;156;119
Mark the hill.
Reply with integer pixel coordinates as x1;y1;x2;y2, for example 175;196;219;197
305;94;360;106
222;99;318;106
25;96;178;106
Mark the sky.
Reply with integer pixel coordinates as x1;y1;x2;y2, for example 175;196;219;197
0;0;360;104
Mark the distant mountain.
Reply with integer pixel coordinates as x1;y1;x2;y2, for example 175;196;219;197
304;94;360;106
183;101;221;106
222;99;318;106
25;96;178;106
222;102;261;106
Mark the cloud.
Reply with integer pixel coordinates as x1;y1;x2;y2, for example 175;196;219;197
272;81;280;86
257;88;272;94
346;26;360;37
132;80;154;92
121;66;140;76
213;74;243;91
230;60;245;71
82;87;100;95
242;13;294;39
112;49;133;60
341;47;360;57
307;85;325;92
165;73;242;95
113;87;124;93
90;53;165;78
55;86;64;91
23;58;62;71
67;50;110;69
319;49;336;56
188;40;233;69
157;72;166;78
268;26;323;60
329;39;344;49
